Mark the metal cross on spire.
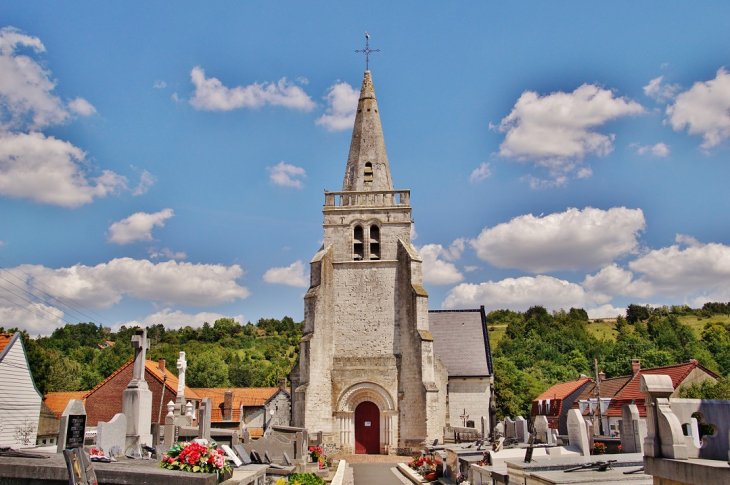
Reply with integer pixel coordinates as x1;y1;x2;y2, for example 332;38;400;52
355;31;380;70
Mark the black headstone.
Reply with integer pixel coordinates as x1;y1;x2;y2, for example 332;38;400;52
65;415;87;449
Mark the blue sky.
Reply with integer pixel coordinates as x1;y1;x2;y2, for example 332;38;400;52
3;2;730;335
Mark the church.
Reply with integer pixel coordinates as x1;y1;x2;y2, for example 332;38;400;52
289;69;493;454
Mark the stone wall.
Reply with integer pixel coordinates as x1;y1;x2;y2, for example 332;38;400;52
447;378;490;434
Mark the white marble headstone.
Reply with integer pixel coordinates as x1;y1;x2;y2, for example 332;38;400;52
566;409;590;456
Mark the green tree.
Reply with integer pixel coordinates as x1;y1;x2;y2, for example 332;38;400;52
187;351;230;388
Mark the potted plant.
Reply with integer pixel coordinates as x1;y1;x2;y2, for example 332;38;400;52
159;441;232;482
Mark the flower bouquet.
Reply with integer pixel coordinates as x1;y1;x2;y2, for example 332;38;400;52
593;442;607;455
159;441;231;476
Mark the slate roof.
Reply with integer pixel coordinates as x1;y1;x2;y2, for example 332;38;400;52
44;391;87;418
428;307;493;377
573;375;633;406
534;377;592;402
191;387;289;423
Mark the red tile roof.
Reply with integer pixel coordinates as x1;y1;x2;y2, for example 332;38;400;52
0;333;14;355
604;361;720;417
44;391;88;418
533;377;592;402
192;387;288;423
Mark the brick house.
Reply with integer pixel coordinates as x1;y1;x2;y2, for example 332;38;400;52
82;359;200;426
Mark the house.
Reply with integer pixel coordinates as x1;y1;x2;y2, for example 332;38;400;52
530;376;593;435
0;333;42;447
83;359;201;426
192;379;290;438
429;307;495;436
570;359;719;435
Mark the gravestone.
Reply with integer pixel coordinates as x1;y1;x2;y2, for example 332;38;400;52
533;415;549;443
504;417;516;439
621;404;645;453
199;397;212;441
97;413;127;457
566;409;590;456
221;444;242;467
234;444;252;465
494;421;505;438
585;419;595;453
515;416;529;443
63;448;97;485
175;351;187;415
57;399;86;453
122;327;153;451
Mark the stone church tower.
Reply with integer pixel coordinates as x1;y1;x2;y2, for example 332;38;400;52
290;70;447;454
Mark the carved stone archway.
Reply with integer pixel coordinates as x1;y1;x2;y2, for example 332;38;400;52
334;382;397;453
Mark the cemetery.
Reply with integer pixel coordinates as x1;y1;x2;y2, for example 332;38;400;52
2;36;730;485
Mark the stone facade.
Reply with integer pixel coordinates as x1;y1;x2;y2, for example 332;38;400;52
290;70;445;453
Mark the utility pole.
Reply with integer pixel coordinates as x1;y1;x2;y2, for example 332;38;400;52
594;359;603;435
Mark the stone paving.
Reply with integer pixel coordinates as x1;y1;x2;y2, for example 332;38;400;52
335;453;409;464
351;462;410;485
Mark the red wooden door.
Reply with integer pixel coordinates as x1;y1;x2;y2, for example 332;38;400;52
354;401;380;454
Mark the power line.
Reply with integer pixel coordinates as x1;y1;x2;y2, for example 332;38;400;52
0;269;100;325
0;255;114;327
0;290;73;327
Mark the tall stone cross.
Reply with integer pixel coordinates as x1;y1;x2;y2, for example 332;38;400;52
460;408;470;427
129;327;150;389
176;351;187;399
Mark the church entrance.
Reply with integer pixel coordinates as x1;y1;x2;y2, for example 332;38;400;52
354;401;380;454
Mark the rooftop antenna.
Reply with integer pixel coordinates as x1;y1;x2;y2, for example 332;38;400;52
355;31;380;70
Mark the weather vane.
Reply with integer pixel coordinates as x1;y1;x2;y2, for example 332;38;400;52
355;31;380;70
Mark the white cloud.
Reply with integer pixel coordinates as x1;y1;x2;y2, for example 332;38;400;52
628;239;730;297
443;275;608;312
189;66;315;111
118;308;244;331
0;300;65;336
586;304;626;319
667;68;730;149
108;209;174;245
0;27;68;130
148;247;187;260
0;132;128;207
496;84;644;180
471;207;645;273
153;80;167;89
132;169;156;196
315;81;359;131
0;27;133;208
582;263;653;298
635;142;670;157
643;76;680;102
419;244;464;285
67;97;97;116
463;265;480;272
13;258;250;308
268;161;306;188
411;224;418;241
469;162;492;182
263;260;309;287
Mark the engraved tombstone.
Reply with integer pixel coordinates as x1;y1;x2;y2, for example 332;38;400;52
515;416;529;443
57;399;86;453
96;413;127;457
566;409;590;456
533;415;549;443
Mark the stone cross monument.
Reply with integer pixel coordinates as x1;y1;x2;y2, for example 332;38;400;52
175;351;187;415
122;327;153;451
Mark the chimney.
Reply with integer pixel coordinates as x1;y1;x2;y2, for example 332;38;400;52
158;359;165;373
223;389;233;421
631;359;641;376
598;371;606;382
688;358;698;364
278;378;286;390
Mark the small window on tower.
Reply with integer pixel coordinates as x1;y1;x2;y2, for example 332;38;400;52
353;225;364;260
364;162;373;183
369;225;380;260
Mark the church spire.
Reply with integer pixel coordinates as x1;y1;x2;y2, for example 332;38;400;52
342;70;394;192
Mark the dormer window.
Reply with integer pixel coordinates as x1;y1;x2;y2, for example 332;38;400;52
353;225;364;260
364;162;373;183
369;225;380;260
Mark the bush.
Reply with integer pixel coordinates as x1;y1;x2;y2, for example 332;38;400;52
286;473;326;485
